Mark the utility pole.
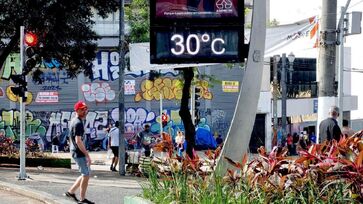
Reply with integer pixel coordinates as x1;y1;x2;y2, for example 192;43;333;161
118;0;126;176
317;0;337;143
281;53;287;140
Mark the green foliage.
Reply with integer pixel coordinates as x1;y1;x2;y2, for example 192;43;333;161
125;0;149;43
142;135;363;203
0;0;118;80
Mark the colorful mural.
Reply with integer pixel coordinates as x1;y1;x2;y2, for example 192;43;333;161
0;107;228;145
134;78;213;102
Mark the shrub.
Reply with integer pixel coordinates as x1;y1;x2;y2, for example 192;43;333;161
142;135;363;203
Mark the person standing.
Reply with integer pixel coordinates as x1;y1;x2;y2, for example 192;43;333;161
51;132;60;153
137;124;153;154
341;119;355;137
108;121;120;172
64;101;94;204
319;106;342;143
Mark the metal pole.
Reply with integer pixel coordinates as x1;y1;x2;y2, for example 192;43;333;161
317;0;337;144
18;26;27;180
337;0;351;126
160;93;163;136
118;0;126;176
281;54;287;141
272;55;279;146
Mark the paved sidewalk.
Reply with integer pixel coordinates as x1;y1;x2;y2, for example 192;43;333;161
0;166;144;204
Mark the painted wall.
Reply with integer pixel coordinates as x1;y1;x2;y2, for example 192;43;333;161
0;50;243;146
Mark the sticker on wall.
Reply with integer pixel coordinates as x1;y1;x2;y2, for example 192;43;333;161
222;81;239;92
35;91;59;103
125;80;135;95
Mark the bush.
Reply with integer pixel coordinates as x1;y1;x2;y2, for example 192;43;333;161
142;134;363;203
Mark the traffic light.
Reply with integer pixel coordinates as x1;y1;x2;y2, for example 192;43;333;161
10;74;27;99
23;32;41;75
161;113;168;127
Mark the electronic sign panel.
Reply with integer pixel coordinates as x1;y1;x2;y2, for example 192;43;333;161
150;26;245;63
151;0;243;24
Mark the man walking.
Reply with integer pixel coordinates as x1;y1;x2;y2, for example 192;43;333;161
64;101;94;204
108;121;119;171
319;106;342;143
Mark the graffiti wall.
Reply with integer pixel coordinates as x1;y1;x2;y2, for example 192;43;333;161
0;50;239;148
0;107;217;144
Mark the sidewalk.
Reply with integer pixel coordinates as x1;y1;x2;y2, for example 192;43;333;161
0;151;145;204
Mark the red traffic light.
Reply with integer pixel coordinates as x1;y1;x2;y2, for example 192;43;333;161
24;32;38;46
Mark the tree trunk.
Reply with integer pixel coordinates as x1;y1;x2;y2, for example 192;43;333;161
179;68;195;159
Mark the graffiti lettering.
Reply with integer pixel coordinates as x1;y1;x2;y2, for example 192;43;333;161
134;78;213;102
92;51;119;81
81;82;116;102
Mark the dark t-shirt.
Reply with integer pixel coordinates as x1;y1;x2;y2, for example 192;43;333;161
319;118;342;143
69;117;85;158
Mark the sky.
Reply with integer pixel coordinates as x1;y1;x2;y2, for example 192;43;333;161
270;0;363;123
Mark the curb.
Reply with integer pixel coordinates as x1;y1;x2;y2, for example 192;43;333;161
0;180;74;204
124;196;153;204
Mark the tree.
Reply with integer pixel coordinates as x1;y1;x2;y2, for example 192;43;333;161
125;0;198;158
0;0;118;81
125;0;149;43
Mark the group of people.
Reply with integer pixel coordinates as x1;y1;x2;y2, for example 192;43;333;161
284;106;356;155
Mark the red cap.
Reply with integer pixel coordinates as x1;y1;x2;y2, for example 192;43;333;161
74;101;87;111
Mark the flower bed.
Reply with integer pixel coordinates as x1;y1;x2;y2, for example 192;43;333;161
142;133;363;203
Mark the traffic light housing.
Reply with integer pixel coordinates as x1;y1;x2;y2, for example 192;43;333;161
10;74;27;99
161;113;168;127
24;32;40;75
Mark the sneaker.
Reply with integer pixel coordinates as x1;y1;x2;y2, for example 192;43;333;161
110;166;113;171
77;198;95;204
112;167;117;172
64;192;78;202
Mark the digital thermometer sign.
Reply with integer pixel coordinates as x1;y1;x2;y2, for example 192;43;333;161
150;27;244;63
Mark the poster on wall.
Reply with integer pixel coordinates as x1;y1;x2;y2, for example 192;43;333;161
222;81;239;92
125;80;136;95
35;91;59;103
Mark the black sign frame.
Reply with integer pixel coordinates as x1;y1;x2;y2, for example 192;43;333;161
150;25;246;64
